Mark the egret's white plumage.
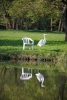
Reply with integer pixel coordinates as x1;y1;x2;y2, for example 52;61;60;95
35;72;45;87
37;34;46;47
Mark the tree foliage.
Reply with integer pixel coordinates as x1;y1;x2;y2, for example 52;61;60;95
0;0;65;30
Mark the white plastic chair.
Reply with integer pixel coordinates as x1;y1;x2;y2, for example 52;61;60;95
22;37;34;50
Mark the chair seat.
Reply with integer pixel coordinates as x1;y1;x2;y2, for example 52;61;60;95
24;43;33;45
20;73;32;80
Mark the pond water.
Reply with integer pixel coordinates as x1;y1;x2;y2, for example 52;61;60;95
0;61;67;100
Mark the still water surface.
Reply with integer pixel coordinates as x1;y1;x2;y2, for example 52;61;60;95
0;61;67;100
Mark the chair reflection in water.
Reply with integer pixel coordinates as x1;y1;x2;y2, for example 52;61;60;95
22;37;34;50
20;68;32;80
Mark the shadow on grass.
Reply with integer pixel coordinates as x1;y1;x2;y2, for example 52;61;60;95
51;49;62;52
46;41;66;45
0;39;66;46
0;39;39;46
0;39;22;46
22;30;64;34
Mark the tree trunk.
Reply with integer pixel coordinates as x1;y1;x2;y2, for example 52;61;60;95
15;23;18;30
50;18;52;31
61;23;63;32
6;22;11;29
65;28;67;41
12;21;15;29
62;5;67;41
58;19;62;31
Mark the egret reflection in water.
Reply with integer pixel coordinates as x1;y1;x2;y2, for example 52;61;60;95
35;72;45;87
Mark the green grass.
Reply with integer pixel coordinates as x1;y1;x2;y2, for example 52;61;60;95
0;30;67;61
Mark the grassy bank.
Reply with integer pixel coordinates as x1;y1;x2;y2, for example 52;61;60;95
0;30;67;62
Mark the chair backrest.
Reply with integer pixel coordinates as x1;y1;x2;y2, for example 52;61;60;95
22;37;34;44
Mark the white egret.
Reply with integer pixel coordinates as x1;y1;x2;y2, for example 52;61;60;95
35;72;45;87
37;34;46;47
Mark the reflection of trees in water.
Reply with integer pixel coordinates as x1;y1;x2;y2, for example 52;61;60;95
3;67;7;75
0;67;20;85
0;67;7;76
58;75;67;100
0;67;67;100
44;70;67;100
14;68;18;84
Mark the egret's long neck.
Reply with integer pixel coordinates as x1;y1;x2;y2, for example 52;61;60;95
44;34;46;40
41;82;45;87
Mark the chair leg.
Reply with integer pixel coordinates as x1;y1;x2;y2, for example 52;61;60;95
23;44;25;50
32;45;33;50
